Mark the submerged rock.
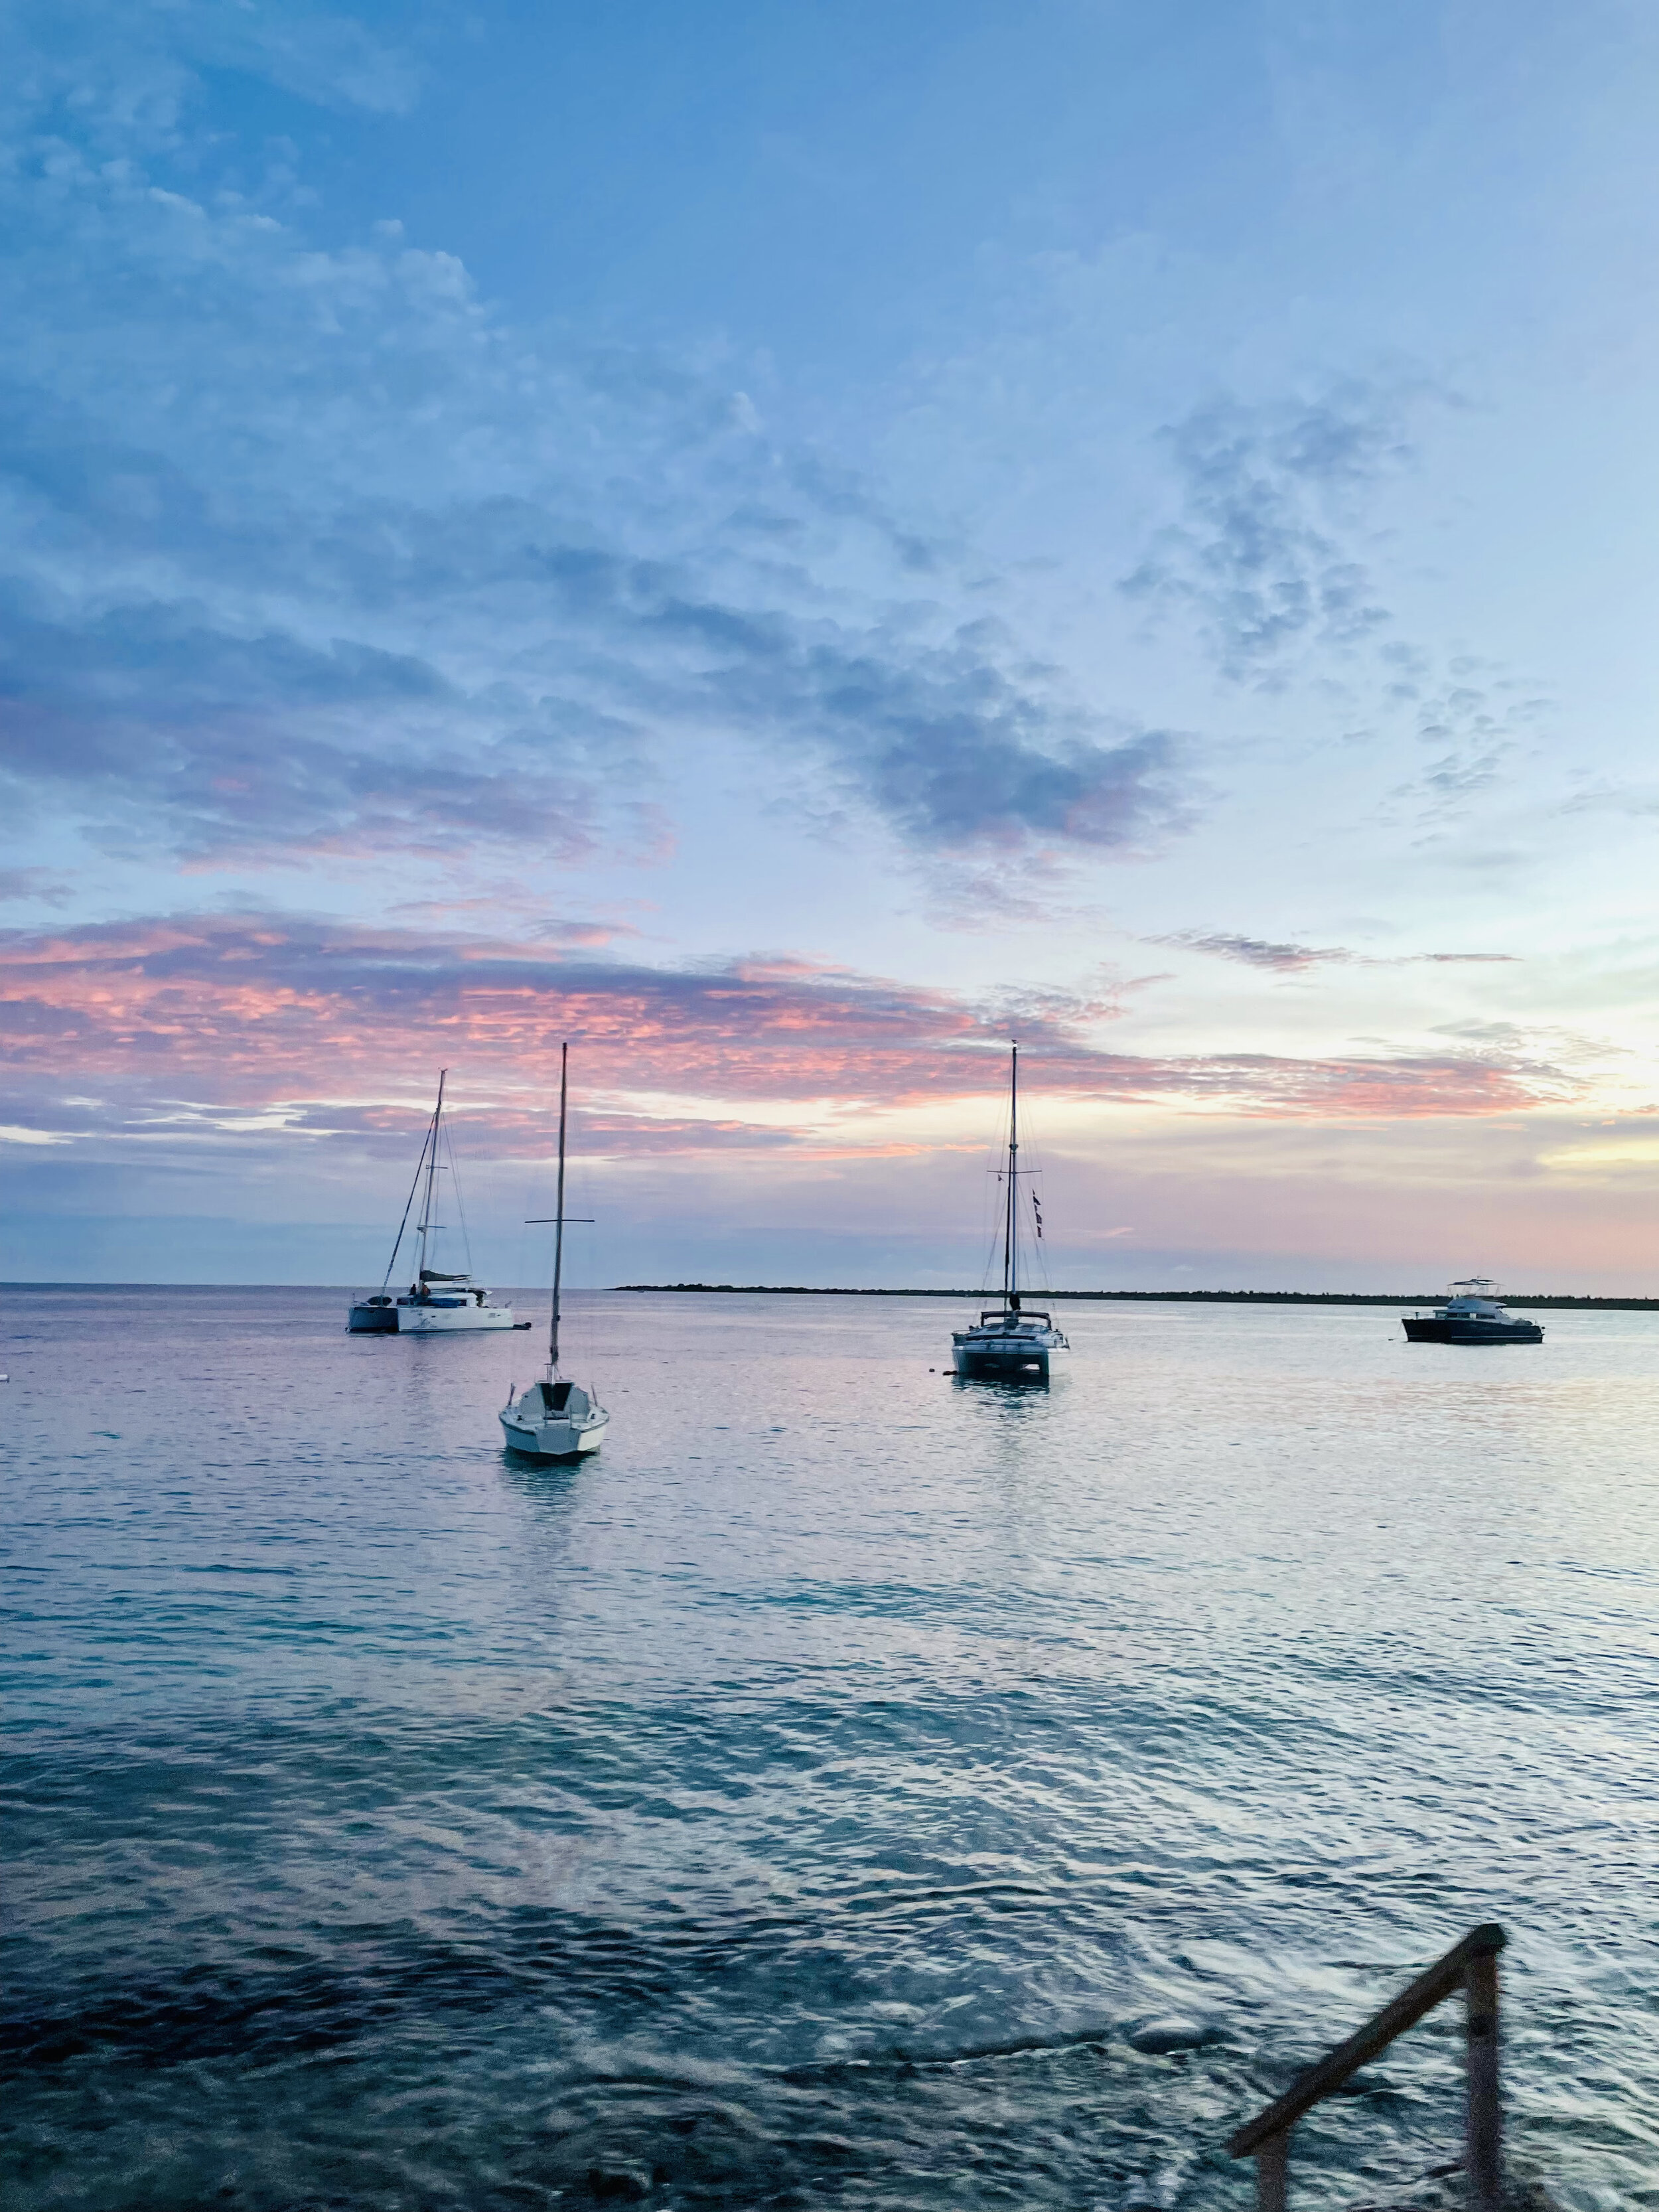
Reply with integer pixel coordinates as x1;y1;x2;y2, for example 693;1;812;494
583;2165;652;2203
1125;2016;1218;2055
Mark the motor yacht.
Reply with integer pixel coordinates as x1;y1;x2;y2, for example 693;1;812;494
1402;1280;1544;1345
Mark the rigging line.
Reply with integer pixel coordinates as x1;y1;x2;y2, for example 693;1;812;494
417;1069;447;1267
979;1163;1003;1295
380;1110;433;1290
515;1173;536;1311
1003;1041;1019;1305
549;1043;569;1373
1012;1066;1052;1295
445;1114;475;1280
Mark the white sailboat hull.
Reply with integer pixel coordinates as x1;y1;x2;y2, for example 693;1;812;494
499;1406;609;1457
500;1377;609;1459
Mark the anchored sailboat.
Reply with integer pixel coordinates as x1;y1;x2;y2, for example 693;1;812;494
348;1072;522;1333
500;1043;610;1458
951;1043;1069;1380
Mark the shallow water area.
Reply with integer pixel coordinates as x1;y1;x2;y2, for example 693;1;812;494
3;1286;1658;2210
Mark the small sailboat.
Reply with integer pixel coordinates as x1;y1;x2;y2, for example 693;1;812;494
500;1043;610;1459
348;1072;522;1333
951;1043;1069;1380
1403;1280;1544;1345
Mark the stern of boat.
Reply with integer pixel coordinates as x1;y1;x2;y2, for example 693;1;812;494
952;1337;1050;1380
500;1378;609;1459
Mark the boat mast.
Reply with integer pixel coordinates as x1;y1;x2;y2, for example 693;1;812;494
415;1069;447;1282
548;1043;568;1372
1004;1043;1019;1312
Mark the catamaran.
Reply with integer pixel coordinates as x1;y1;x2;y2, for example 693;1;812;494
500;1043;610;1458
951;1043;1069;1380
348;1072;523;1333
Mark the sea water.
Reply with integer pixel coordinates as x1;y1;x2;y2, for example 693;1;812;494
3;1287;1657;2211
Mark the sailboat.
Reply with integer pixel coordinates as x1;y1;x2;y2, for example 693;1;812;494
951;1043;1070;1380
500;1043;611;1458
347;1072;523;1333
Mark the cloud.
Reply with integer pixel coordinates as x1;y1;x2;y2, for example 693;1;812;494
1157;930;1354;972
0;867;72;905
0;15;1192;872
1563;782;1659;817
1418;952;1520;966
1155;931;1521;973
1121;389;1551;823
0;911;1585;1155
1538;1136;1659;1177
1374;654;1553;822
1121;385;1407;681
2;0;422;141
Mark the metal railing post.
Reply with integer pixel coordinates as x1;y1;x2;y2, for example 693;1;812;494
1256;2130;1289;2212
1465;1949;1502;2212
1224;1926;1507;2208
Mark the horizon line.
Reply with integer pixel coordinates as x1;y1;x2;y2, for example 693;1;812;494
4;1282;1656;1309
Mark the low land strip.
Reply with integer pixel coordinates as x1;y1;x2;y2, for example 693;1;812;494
614;1284;1659;1309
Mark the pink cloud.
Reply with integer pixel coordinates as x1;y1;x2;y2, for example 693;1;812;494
0;910;1581;1151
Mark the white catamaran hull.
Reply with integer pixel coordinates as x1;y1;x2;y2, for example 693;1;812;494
349;1298;520;1333
395;1303;520;1334
952;1325;1066;1378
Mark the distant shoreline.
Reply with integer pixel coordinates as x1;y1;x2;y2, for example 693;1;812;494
614;1284;1659;1311
4;1282;1654;1311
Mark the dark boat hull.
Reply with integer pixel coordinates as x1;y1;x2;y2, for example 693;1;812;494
348;1301;398;1333
1403;1316;1543;1344
954;1345;1051;1379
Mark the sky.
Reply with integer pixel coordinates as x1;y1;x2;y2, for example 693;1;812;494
4;0;1659;1290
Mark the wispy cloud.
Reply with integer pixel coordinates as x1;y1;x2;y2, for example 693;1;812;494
1154;930;1520;972
2;0;423;138
1156;930;1355;972
1382;652;1553;822
1122;388;1553;827
1121;385;1407;682
0;867;72;906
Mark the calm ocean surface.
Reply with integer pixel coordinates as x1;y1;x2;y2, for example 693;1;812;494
3;1287;1658;2211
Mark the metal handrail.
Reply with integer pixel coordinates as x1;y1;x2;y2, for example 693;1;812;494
1226;1923;1506;2211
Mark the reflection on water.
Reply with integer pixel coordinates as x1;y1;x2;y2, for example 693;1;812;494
3;1287;1658;2210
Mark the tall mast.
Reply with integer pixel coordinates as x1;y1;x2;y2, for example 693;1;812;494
548;1043;568;1372
415;1069;447;1279
1004;1043;1019;1310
